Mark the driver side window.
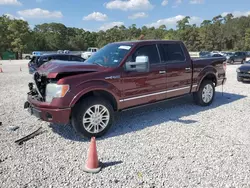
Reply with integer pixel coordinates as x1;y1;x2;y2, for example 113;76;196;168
127;44;160;64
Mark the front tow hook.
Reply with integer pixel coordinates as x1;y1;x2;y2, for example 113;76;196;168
24;101;30;109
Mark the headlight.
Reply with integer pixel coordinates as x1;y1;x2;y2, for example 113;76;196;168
45;83;69;103
236;68;241;73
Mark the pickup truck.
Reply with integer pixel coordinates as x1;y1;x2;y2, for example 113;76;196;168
24;40;227;138
81;47;99;59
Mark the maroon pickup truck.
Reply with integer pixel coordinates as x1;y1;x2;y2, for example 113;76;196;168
24;40;227;138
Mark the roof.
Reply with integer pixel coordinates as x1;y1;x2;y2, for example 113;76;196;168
113;39;182;45
41;53;78;57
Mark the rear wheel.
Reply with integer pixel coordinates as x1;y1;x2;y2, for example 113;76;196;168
193;80;215;106
229;59;235;64
71;97;114;138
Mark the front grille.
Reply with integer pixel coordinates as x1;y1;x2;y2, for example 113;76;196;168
238;72;250;78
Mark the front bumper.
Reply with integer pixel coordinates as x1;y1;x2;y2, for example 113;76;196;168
24;97;71;124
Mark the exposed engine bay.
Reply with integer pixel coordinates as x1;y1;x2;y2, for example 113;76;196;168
28;72;50;101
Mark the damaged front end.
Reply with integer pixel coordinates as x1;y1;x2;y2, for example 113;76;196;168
24;72;51;110
25;72;49;102
23;71;71;124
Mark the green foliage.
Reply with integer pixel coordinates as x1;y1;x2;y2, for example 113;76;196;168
1;13;250;54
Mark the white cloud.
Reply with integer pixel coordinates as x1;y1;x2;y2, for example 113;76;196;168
128;12;148;19
4;13;24;20
83;12;108;21
190;0;204;4
161;0;168;6
146;15;203;28
99;21;124;31
0;0;21;5
17;8;63;19
221;11;250;18
105;0;153;11
172;0;182;7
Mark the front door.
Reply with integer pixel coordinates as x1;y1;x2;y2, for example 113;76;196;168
159;43;192;98
120;44;167;109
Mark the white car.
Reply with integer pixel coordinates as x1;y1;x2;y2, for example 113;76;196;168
81;47;99;59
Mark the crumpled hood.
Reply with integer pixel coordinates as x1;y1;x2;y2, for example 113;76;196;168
238;63;250;72
37;60;105;78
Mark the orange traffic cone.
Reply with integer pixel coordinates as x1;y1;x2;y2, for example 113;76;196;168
83;137;102;173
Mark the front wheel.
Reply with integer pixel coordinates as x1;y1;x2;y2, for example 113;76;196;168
71;97;114;138
193;80;215;106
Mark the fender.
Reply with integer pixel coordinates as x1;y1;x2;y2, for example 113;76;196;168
196;65;218;91
69;80;121;108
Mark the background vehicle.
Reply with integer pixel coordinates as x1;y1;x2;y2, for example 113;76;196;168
202;53;224;58
28;53;85;74
24;40;227;138
81;47;99;59
236;60;250;82
227;51;246;64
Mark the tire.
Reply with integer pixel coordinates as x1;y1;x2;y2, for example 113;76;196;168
229;59;234;64
71;96;114;138
193;80;215;106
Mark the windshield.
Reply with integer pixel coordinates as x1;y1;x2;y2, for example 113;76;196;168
30;56;40;64
85;43;132;67
87;48;91;52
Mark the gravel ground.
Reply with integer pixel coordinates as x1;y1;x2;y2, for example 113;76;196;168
0;60;250;188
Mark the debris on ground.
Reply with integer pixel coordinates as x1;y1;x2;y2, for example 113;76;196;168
8;125;19;131
15;127;45;145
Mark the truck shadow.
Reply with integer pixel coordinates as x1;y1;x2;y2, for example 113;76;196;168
49;91;246;142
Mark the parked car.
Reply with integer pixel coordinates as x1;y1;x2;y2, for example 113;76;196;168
246;51;250;61
24;40;227;138
236;60;250;82
81;47;99;59
202;53;224;58
28;53;85;74
199;51;210;57
227;51;246;64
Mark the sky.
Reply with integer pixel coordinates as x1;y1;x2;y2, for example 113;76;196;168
0;0;250;31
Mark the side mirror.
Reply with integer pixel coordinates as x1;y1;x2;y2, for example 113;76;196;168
125;56;149;72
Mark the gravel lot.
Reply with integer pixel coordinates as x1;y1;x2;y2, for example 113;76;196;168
0;60;250;188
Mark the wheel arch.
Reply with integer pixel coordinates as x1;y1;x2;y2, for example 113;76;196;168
70;89;119;111
196;70;218;92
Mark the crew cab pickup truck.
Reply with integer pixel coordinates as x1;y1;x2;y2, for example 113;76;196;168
81;47;99;59
24;40;227;138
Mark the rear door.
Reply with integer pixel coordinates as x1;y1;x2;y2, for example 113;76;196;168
70;55;85;62
56;55;70;61
159;42;192;98
120;44;168;109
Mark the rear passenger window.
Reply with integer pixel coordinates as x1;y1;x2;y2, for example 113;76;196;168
71;56;83;62
130;45;160;64
162;44;185;62
57;55;69;61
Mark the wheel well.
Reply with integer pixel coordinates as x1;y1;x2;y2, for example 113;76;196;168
202;73;217;86
76;90;118;111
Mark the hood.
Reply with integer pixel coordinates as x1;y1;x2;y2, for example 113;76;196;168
37;60;106;78
238;63;250;72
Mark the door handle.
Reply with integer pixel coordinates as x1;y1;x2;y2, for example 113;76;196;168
159;70;166;74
